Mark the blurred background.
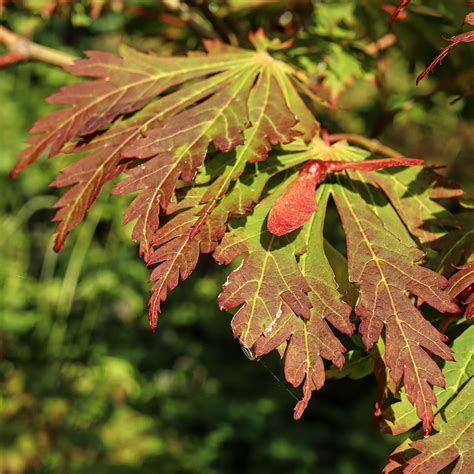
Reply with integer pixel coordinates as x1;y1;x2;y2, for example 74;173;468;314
1;1;472;473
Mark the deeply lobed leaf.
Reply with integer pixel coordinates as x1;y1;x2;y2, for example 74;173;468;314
381;326;474;436
146;149;314;330
406;380;473;474
332;173;459;435
15;33;318;259
255;186;354;418
384;327;474;473
216;183;353;418
13;47;254;174
13;29;468;433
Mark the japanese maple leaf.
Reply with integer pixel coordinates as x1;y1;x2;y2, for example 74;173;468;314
384;328;474;473
12;30;319;259
145;148;315;330
381;326;474;436
254;186;354;419
215;184;353;419
371;166;464;245
11;25;467;437
48;73;235;251
405;380;473;473
332;173;459;435
265;138;460;433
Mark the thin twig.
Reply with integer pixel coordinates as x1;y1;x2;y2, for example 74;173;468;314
328;133;403;158
162;0;217;40
364;33;397;56
0;25;76;68
0;50;24;67
220;0;247;46
183;0;231;43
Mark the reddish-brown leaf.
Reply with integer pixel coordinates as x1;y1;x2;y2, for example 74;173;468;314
50;68;244;252
255;186;353;419
255;302;347;419
113;68;257;260
332;174;459;435
14;31;319;258
110;44;316;260
13;47;252;175
145;151;313;329
447;263;474;319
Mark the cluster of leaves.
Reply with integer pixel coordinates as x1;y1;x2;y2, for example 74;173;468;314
7;1;473;472
0;57;394;471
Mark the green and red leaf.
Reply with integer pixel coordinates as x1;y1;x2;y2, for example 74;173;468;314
12;28;470;442
384;326;474;473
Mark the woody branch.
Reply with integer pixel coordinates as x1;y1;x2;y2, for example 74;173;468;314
0;25;76;68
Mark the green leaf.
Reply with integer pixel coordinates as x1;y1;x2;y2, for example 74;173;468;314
215;185;312;349
381;325;474;435
385;377;474;473
407;378;473;473
371;167;463;244
326;350;375;381
215;184;353;418
331;166;458;435
429;212;474;276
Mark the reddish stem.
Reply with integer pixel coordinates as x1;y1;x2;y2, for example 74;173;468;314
388;0;410;28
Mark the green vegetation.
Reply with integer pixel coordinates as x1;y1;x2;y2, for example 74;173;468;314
1;1;472;473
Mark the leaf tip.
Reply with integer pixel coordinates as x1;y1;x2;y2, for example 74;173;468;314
53;237;64;253
148;311;158;332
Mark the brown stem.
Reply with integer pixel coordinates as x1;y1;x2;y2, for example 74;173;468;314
0;26;76;68
163;0;217;39
0;50;25;67
328;133;403;158
364;33;397;56
183;0;231;43
220;0;247;46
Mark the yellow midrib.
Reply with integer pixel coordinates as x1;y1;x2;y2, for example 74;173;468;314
58;69;238;243
31;56;254;157
335;177;429;415
140;67;259;253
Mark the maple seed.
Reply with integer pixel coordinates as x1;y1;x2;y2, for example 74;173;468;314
267;157;423;236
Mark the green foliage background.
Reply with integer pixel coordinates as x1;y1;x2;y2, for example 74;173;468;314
1;1;472;473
